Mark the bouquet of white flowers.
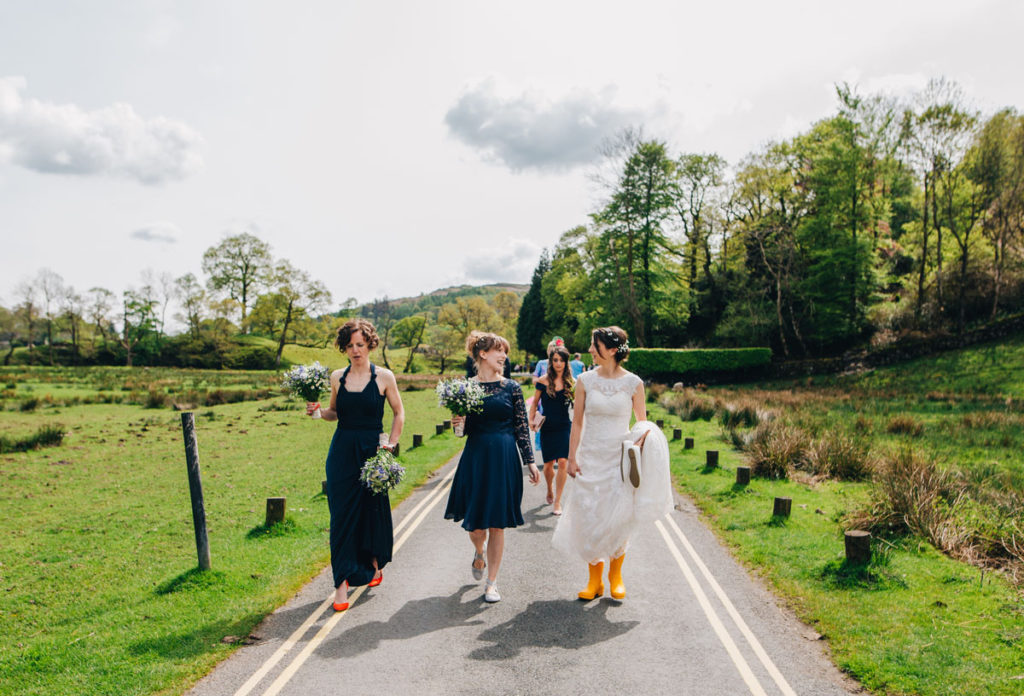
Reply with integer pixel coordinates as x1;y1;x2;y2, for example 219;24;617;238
359;447;405;495
282;362;330;418
435;377;486;436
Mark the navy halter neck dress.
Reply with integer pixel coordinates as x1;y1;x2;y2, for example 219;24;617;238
324;364;393;588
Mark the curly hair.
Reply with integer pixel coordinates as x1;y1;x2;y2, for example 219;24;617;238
545;345;575;401
335;318;380;351
465;330;510;363
592;325;629;363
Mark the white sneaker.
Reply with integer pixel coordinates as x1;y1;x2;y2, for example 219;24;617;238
484;579;501;603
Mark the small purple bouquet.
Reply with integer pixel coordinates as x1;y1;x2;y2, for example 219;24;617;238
360;448;405;495
282;362;330;418
435;377;486;436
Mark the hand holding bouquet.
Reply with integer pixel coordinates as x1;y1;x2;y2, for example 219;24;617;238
282;362;331;418
360;447;405;495
435;377;485;437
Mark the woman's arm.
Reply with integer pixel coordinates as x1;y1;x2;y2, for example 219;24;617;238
565;378;586;477
632;379;649;449
310;370;343;421
528;379;546;431
381;369;404;448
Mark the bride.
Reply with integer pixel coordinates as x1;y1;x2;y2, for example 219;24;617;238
552;326;673;600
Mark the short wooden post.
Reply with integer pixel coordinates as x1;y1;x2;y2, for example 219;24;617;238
705;450;719;468
180;412;211;571
772;497;792;517
412;433;423;448
845;530;871;564
684;437;694;449
736;466;750;485
672;428;682;441
655;418;664;428
391;442;400;457
265;497;286;526
443;419;452;430
321;480;328;495
435;424;445;435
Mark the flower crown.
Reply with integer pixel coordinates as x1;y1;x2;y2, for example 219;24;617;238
616;341;630;354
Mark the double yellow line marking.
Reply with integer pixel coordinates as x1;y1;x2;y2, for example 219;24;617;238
655;516;797;696
233;466;457;696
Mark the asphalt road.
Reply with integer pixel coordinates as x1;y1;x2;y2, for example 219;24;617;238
188;450;862;696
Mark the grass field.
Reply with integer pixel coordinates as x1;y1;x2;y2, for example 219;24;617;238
0;367;463;696
651;335;1024;695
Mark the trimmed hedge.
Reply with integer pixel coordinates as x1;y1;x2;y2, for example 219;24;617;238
625;347;772;383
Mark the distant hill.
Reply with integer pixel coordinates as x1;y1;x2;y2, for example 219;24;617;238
352;282;528;319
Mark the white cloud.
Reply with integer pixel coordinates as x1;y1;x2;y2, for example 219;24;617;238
130;221;180;243
0;76;203;185
463;238;542;284
445;80;661;172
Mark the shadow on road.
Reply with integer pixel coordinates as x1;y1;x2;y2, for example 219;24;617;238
469;599;639;660
317;585;490;659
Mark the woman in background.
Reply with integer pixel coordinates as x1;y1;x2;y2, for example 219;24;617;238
529;344;574;515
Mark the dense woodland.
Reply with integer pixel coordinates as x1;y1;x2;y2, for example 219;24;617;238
5;79;1024;369
519;79;1024;358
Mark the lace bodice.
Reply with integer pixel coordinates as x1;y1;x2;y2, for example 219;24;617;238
466;379;534;466
577;370;642;451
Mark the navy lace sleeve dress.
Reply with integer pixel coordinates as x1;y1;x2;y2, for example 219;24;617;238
324;364;393;589
537;386;572;461
444;379;535;530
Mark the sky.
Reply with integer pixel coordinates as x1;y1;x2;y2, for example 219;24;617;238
2;0;1023;321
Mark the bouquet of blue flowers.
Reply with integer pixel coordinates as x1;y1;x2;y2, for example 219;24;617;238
359;448;405;495
282;362;330;418
435;377;486;436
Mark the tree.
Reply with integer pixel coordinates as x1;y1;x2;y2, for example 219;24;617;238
201;232;272;330
0;304;16;365
262;260;332;365
426;324;463;374
437;297;499;340
517;251;550;357
60;286;85;364
37;268;64;364
13;280;39;361
392;315;427;373
174;273;206;340
86;287;116;349
367;297;397;370
120;289;157;367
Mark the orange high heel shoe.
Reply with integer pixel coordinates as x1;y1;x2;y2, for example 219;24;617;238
368;571;383;588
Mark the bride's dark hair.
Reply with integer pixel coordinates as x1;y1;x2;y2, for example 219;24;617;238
592;326;629;363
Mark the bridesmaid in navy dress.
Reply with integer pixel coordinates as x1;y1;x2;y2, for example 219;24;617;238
528;344;574;516
307;319;405;612
446;331;540;603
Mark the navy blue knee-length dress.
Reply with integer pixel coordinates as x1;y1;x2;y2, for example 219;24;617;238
325;364;393;588
537;386;572;461
444;379;535;531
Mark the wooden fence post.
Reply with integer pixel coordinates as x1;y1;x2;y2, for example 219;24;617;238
845;530;871;563
443;419;452;430
773;497;792;517
321;480;328;495
672;428;682;441
705;450;719;468
180;412;211;571
736;466;750;485
435;424;445;435
412;434;423;448
684;437;694;449
655;419;664;428
265;497;286;526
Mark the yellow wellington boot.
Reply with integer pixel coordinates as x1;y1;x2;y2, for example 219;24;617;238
608;553;626;599
577;562;604;601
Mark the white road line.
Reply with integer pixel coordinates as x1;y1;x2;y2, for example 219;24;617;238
655;520;768;696
231;466;457;696
665;516;798;696
259;477;455;696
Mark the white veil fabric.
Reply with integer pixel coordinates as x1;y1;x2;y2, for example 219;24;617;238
628;420;674;523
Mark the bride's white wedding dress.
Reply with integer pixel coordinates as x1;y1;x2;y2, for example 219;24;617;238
552;370;672;564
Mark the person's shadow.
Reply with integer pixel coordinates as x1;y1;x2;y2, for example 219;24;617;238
469;599;639;660
317;585;489;659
